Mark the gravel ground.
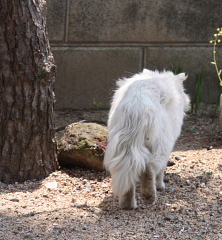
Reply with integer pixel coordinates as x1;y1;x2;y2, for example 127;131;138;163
0;109;222;240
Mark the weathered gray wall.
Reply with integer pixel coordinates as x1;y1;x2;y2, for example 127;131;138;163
46;0;222;110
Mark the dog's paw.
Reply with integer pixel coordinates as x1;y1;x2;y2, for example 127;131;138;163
156;181;165;191
141;190;157;205
120;201;138;210
119;195;138;210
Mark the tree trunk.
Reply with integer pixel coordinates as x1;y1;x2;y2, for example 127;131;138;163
0;0;58;183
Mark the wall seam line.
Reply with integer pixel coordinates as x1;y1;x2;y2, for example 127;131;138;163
64;0;70;43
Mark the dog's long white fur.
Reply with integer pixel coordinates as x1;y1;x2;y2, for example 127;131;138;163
104;69;190;197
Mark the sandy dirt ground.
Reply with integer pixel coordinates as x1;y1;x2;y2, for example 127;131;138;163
0;109;221;240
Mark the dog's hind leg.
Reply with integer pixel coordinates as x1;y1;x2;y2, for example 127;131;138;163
156;169;166;191
140;166;157;205
119;184;137;209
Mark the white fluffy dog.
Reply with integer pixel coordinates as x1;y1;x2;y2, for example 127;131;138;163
104;69;190;209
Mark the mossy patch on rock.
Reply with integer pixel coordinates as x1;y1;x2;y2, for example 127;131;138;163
57;122;107;171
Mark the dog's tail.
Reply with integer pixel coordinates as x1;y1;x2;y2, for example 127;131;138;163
104;90;158;197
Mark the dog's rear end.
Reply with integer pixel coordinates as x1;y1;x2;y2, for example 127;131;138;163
104;69;190;209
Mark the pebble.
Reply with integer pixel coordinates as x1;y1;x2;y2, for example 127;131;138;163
158;222;165;227
168;161;176;167
71;198;76;203
200;183;205;188
163;212;177;221
186;180;191;185
218;233;222;238
83;179;88;184
207;146;213;150
9;198;20;202
202;218;209;223
50;172;59;177
167;187;176;192
85;184;92;192
45;182;58;189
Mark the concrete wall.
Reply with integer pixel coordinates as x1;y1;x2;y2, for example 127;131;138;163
46;0;222;110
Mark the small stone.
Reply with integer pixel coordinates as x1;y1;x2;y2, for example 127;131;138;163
83;179;88;184
158;222;165;227
82;225;87;230
207;146;213;150
85;184;92;192
202;218;209;223
9;198;19;202
167;161;175;167
140;227;146;232
175;156;181;160
163;212;178;221
45;182;58;189
200;183;205;188
51;172;59;177
218;233;222;238
186;180;190;185
167;187;176;192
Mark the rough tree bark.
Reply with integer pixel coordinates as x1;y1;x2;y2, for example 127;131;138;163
0;0;58;183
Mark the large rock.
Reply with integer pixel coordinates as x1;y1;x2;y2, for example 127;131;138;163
57;122;107;171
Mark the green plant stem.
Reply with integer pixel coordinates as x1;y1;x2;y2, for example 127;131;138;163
212;36;222;85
